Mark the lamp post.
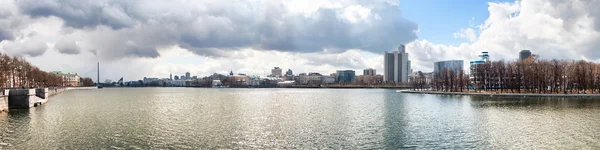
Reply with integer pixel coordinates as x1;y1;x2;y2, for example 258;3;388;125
562;75;567;94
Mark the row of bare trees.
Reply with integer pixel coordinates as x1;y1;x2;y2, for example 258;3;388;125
425;58;600;94
411;71;430;91
475;59;600;94
0;53;65;88
430;69;469;92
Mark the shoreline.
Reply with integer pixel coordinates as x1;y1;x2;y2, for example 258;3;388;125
102;86;413;89
398;90;600;98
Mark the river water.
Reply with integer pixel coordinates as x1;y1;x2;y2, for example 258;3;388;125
1;88;599;149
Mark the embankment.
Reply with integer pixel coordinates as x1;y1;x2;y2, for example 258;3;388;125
0;90;8;112
1;86;97;112
399;90;600;98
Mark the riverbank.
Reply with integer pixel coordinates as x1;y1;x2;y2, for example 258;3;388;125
398;90;600;98
105;85;413;89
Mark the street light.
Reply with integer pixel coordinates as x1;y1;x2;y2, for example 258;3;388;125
562;75;567;94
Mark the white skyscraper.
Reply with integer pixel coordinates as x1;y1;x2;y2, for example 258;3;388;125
271;67;282;77
384;45;411;83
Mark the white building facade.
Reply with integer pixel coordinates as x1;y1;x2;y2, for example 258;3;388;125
384;45;411;83
271;67;282;77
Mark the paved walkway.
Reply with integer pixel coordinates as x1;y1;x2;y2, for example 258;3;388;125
398;90;600;98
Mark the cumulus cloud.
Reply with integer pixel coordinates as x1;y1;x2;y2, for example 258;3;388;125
12;0;418;60
408;0;600;72
453;28;477;42
2;35;48;57
3;0;600;82
0;0;29;42
54;39;80;54
17;0;136;30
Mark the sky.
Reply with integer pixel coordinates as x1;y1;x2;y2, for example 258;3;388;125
1;0;600;82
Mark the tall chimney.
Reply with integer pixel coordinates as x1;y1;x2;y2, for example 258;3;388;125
97;62;100;84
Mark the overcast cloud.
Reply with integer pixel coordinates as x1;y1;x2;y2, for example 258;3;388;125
12;0;418;59
0;0;600;82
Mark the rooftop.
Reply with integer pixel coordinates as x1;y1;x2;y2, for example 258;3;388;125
50;71;77;75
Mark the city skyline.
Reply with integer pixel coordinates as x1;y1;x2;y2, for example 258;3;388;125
0;0;599;82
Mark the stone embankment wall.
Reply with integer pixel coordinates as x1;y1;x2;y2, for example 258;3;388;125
49;88;67;97
8;89;36;109
8;89;47;109
0;90;8;112
0;87;97;112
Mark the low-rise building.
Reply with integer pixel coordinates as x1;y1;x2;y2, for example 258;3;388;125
229;75;250;87
321;76;336;84
306;73;323;85
336;70;356;84
50;71;81;86
356;74;384;85
297;73;308;84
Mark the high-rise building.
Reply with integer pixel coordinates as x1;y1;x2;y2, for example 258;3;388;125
286;69;293;76
434;60;464;75
185;72;191;80
271;67;282;77
519;50;532;61
170;73;172;80
363;68;376;76
384;45;411;83
174;75;179;80
336;70;356;83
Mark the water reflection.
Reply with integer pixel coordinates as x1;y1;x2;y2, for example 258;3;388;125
469;96;600;109
468;96;600;149
382;90;411;149
2;88;600;149
0;109;33;148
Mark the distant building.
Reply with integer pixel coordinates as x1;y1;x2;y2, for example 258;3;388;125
363;68;376;76
519;50;532;62
286;69;293;76
336;70;356;83
229;75;250;87
321;76;336;84
247;76;261;86
185;72;191;80
434;60;464;75
306;73;323;85
50;71;81;86
384;45;411;83
271;67;282;77
174;75;179;80
212;80;223;86
297;73;308;84
277;81;295;87
409;72;433;85
143;77;159;83
356;74;384;85
470;52;490;88
170;73;172;80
